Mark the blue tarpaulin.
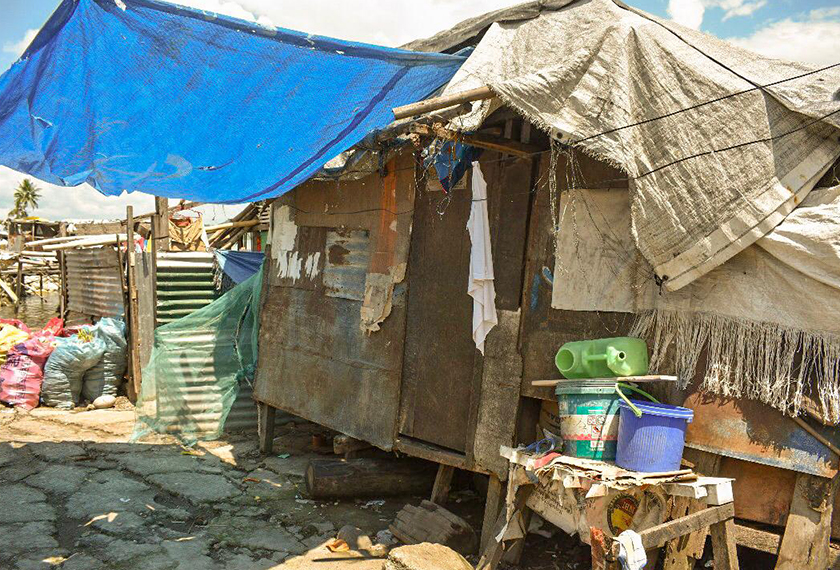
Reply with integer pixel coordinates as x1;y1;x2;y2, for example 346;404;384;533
0;0;464;203
213;250;264;285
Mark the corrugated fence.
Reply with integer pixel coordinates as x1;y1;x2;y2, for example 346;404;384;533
65;247;124;320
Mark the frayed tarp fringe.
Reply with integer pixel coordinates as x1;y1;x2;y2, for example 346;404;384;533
632;310;840;424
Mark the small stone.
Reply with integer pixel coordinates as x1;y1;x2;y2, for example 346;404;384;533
385;543;473;570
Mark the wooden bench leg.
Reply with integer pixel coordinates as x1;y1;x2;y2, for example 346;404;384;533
258;402;276;454
710;518;739;570
430;464;455;505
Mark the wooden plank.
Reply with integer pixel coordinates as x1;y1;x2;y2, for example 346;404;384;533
394;437;479;472
531;375;678;387
629;503;735;552
399;159;476;452
472;309;523;478
710;519;740;570
258;402;276;454
663;496;697;570
776;472;839;570
430;464;456;505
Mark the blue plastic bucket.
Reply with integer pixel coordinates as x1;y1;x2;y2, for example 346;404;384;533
616;400;694;472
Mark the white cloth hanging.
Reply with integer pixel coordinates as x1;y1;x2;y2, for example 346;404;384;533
467;161;497;355
616;530;647;570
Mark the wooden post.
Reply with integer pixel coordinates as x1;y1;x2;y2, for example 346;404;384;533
431;464;456;505
125;207;143;399
153;196;169;252
15;257;22;311
775;472;839;570
258;402;276;453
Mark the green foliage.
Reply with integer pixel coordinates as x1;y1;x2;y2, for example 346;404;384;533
11;178;40;219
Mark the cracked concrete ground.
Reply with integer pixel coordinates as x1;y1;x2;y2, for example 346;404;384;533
0;405;428;570
0;404;584;570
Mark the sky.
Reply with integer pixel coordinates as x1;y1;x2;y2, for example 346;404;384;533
0;0;839;221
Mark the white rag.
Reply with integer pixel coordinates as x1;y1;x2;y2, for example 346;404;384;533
467;161;497;355
616;530;647;570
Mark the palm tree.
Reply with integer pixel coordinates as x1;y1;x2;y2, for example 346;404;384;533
11;179;40;219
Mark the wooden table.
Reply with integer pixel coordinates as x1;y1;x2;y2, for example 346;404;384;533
477;447;739;570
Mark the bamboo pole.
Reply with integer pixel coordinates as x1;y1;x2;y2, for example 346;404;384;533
42;234;128;251
392;85;495;120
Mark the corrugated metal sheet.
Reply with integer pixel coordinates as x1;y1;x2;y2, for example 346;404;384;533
153;251;258;434
156;252;216;325
65;247;124;318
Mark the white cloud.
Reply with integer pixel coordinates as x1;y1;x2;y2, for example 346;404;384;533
164;0;525;47
3;28;38;57
668;0;705;29
728;8;840;66
667;0;766;30
0;167;246;224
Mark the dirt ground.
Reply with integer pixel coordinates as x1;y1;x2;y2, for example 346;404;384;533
0;403;589;570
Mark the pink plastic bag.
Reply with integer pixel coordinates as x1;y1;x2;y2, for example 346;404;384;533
0;337;55;410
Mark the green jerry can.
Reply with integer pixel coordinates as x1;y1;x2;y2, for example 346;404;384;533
555;337;649;379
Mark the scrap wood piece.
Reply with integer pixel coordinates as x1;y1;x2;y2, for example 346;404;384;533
390;500;478;555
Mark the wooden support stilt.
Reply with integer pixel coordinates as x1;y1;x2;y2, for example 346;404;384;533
258;402;276;454
481;474;504;553
430;464;456;505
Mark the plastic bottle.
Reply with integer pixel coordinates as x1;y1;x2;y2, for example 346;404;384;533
555;337;648;379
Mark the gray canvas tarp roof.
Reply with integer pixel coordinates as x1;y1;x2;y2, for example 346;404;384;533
432;0;840;291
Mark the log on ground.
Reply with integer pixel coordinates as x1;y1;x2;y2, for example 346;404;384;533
306;457;437;499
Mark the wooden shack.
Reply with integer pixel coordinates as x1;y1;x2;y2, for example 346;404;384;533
252;3;840;566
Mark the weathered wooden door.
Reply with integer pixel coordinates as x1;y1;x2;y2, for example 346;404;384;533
399;177;478;452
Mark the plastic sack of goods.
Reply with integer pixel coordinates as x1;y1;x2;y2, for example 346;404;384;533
81;318;127;401
0;318;65;410
41;329;106;410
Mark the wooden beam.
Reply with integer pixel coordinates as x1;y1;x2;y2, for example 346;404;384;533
205;219;261;233
125;206;143;400
532;375;679;387
393;85;495;120
410;123;541;159
613;503;735;555
476;484;533;570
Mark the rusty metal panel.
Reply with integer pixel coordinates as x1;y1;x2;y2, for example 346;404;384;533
254;155;416;451
323;229;369;301
682;393;839;478
65;247;124;318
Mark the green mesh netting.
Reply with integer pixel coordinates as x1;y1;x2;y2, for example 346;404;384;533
133;266;262;443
